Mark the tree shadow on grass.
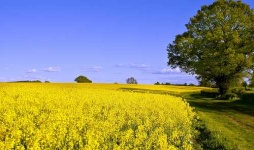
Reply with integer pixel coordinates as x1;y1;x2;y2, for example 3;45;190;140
186;93;254;116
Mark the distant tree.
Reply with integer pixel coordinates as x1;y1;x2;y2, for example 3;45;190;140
74;75;92;83
15;80;42;83
126;77;138;84
167;0;254;97
45;81;50;83
154;82;160;85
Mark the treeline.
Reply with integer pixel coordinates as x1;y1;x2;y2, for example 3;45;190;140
11;80;50;83
154;82;195;86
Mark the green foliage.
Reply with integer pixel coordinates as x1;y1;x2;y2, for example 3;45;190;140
239;91;254;104
196;76;216;87
45;81;50;83
74;75;92;83
167;0;254;96
126;77;138;84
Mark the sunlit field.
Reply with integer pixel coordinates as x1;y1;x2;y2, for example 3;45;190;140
0;83;203;149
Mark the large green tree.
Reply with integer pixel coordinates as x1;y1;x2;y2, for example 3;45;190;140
167;0;254;96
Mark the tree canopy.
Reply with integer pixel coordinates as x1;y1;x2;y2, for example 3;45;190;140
74;75;92;83
126;77;138;84
167;0;254;96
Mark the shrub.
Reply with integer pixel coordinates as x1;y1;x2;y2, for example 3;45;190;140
74;75;92;83
223;93;238;100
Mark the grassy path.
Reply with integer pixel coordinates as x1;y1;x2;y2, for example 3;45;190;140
184;93;254;150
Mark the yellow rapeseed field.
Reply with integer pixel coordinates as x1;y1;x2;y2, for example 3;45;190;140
0;83;197;149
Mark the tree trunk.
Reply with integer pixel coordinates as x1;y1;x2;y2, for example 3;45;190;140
218;85;228;97
215;76;230;97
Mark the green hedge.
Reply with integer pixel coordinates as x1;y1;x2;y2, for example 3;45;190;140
239;92;254;104
200;90;238;100
200;90;219;98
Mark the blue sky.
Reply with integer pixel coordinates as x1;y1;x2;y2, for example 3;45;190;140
1;0;254;84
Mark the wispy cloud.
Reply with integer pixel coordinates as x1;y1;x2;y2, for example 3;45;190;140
152;68;181;74
130;63;150;69
24;74;48;81
155;75;197;84
26;69;37;74
43;67;61;72
128;63;182;75
81;66;102;72
115;63;124;67
91;66;102;72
